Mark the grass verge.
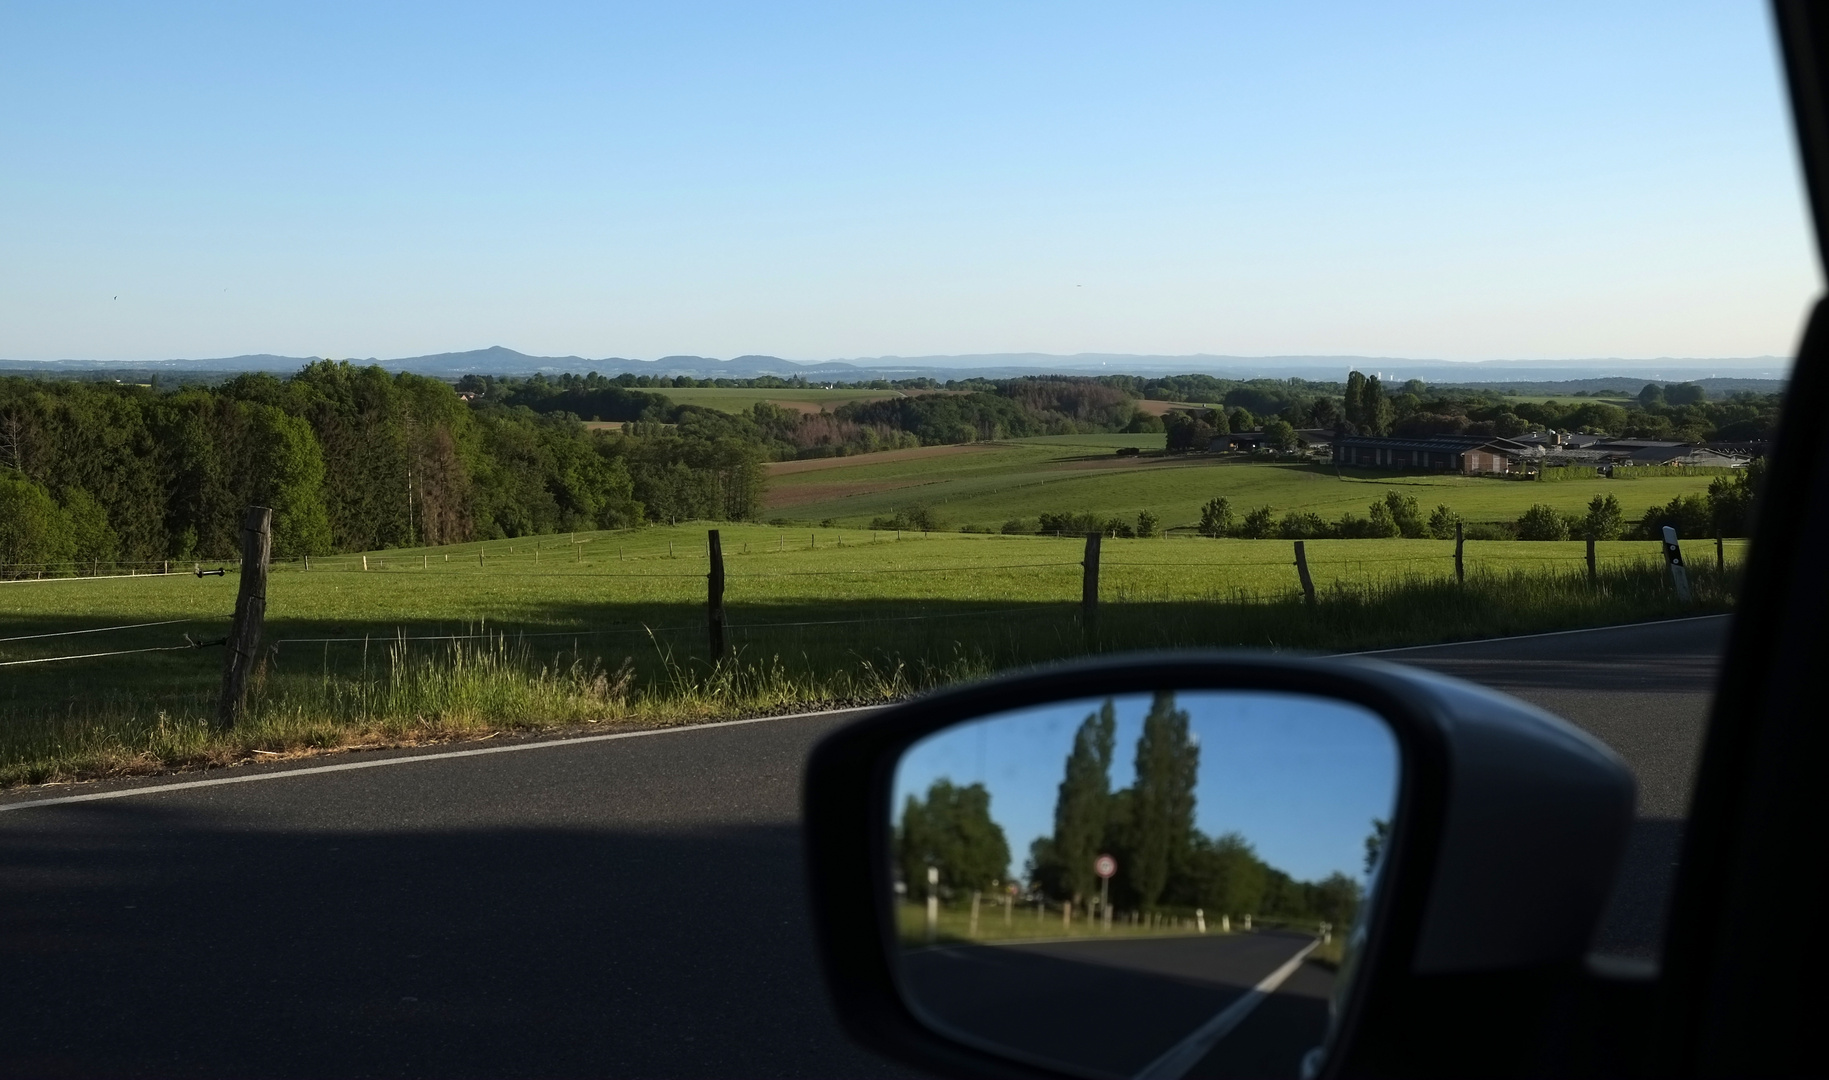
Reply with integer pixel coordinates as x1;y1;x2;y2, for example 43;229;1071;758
0;542;1736;788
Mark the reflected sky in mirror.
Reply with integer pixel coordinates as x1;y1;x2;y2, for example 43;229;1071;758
895;692;1397;886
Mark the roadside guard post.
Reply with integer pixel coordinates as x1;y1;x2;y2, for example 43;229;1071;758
1661;526;1692;604
1095;854;1116;930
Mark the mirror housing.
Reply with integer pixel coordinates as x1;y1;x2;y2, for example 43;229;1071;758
803;653;1636;1079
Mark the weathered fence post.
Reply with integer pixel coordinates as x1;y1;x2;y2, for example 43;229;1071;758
216;507;272;730
1293;540;1316;604
1716;531;1725;573
1082;533;1101;643
1586;535;1597;584
1661;526;1692;603
707;528;726;659
1454;521;1465;584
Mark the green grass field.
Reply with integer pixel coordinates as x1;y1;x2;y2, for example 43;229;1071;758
764;436;1726;530
648;386;913;413
896;899;1234;947
0;524;1742;786
1499;394;1636;406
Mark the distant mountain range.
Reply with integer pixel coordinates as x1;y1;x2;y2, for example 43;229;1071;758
0;346;1793;386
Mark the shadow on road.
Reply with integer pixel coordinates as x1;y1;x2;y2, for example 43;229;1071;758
901;932;1327;1079
0;804;909;1079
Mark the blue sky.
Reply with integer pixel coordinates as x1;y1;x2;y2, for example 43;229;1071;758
2;2;1819;362
893;691;1400;885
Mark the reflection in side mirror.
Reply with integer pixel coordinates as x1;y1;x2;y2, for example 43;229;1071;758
890;691;1399;1080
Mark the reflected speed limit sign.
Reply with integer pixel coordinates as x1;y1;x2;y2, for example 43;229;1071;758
1094;854;1117;879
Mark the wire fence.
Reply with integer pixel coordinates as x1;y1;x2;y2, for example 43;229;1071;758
1;532;1745;670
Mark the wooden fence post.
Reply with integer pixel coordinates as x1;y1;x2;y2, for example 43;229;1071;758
1716;531;1725;573
1293;540;1317;604
1082;533;1101;643
1586;536;1597;584
216;506;272;730
707;529;726;660
1454;521;1465;584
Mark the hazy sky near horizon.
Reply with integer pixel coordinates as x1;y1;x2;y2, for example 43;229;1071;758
2;2;1821;363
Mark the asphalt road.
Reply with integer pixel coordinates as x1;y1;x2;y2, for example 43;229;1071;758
1360;614;1727;959
0;615;1726;1077
902;931;1327;1080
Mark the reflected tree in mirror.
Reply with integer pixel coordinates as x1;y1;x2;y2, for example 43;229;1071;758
897;779;1012;900
890;691;1399;1079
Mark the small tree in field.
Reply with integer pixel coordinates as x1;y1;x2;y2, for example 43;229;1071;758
1426;504;1461;540
1238;506;1276;539
1198;497;1234;538
1380;492;1425;538
1136;510;1159;538
1581;494;1624;540
1517;503;1571;541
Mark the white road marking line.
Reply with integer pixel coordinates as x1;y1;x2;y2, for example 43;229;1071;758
1340;612;1729;657
0;706;880;814
1131;938;1320;1080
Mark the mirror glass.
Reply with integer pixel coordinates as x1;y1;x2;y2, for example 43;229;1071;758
890;691;1398;1080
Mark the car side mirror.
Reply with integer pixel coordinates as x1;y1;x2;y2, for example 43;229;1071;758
802;653;1636;1079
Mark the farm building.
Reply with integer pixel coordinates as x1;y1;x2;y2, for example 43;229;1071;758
1334;433;1529;474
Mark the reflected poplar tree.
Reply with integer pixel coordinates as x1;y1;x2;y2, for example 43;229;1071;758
1051;699;1116;906
1129;691;1198;912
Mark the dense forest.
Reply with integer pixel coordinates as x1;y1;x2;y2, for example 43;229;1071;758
0;365;1782;571
897;694;1363;926
0;362;761;568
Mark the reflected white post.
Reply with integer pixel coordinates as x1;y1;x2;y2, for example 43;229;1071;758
925;866;938;944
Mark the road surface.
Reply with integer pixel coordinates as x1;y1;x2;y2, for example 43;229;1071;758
903;931;1328;1080
0;615;1726;1077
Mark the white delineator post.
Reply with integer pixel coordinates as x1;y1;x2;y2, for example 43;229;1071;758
1197;908;1207;934
1221;914;1231;933
925;867;938;944
1662;526;1693;603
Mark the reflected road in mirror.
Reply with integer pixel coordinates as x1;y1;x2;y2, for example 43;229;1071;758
891;691;1398;1079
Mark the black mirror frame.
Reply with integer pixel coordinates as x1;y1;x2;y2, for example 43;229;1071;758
802;651;1454;1080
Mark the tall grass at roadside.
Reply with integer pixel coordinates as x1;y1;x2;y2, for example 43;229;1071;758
0;558;1733;787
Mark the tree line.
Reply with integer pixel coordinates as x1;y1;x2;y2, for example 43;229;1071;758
1187;468;1760;543
468;369;1783;463
896;694;1362;927
0;364;764;571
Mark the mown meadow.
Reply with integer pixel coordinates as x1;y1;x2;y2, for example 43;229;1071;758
0;523;1742;786
763;435;1731;531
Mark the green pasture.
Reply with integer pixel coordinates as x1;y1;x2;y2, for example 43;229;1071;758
896;900;1226;947
655;386;909;412
0;524;1741;786
766;438;1727;530
1498;394;1636;406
